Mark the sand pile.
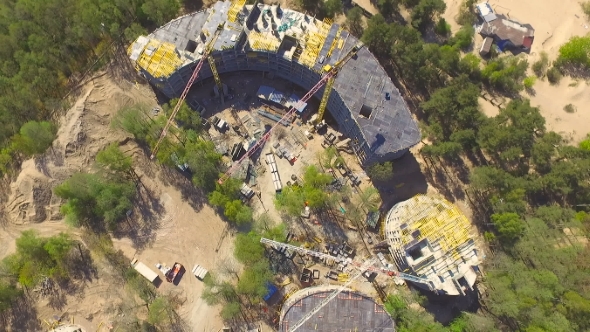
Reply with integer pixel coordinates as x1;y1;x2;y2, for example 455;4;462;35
4;73;155;225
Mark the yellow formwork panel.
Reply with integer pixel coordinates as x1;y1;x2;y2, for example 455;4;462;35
396;195;474;258
135;40;184;79
228;0;246;22
249;32;279;52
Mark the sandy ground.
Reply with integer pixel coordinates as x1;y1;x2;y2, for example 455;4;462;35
528;77;590;142
0;71;231;331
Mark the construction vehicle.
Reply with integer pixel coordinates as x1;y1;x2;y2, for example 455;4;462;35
313;41;364;129
150;25;224;160
260;237;435;332
131;258;159;283
217;43;363;184
166;263;183;283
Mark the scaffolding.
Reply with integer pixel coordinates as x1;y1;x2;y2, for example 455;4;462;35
135;40;184;79
299;18;332;68
227;0;246;22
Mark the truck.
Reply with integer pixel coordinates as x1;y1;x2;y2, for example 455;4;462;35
131;258;159;283
165;263;183;283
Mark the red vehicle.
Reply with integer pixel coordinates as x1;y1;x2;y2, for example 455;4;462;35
165;263;183;283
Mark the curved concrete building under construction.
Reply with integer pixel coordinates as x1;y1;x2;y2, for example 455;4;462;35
280;287;395;331
127;0;420;164
384;195;482;296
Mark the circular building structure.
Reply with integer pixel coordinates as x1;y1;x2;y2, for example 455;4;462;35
280;287;395;332
384;195;482;296
127;0;420;164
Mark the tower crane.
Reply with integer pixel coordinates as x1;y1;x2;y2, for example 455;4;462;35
150;24;224;160
217;43;363;184
260;238;435;331
312;41;363;129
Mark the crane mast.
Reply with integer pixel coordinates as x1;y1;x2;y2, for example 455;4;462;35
218;43;363;184
259;238;433;286
314;42;363;126
150;25;223;160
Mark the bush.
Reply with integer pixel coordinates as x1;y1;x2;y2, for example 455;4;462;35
546;66;562;84
523;76;537;89
563;104;576;113
532;52;549;77
434;18;451;36
557;35;590;68
451;25;475;50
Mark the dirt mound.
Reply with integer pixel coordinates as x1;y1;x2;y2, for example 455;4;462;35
4;73;156;225
5;159;53;224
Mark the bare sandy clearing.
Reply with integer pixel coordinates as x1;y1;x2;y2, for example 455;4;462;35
528;77;590;143
0;71;231;331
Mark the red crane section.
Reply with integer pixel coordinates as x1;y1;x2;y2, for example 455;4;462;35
217;69;337;184
150;27;223;160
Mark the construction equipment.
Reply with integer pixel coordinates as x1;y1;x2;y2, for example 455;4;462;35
314;42;364;127
217;43;363;184
165;262;183;283
259;238;433;286
208;55;223;93
287;258;377;332
150;25;224;159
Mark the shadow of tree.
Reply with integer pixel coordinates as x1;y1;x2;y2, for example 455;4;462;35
112;179;165;251
419;286;481;325
9;296;42;332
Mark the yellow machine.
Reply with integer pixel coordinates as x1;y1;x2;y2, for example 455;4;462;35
314;42;363;128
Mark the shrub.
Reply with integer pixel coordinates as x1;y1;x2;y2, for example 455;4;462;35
546;66;562;84
435;18;451;36
532;52;549;77
523;76;536;89
563;104;576;113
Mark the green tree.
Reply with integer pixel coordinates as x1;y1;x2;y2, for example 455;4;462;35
112;105;155;141
220;301;241;320
411;0;447;31
183;140;221;193
0;282;22;312
346;7;364;37
236;260;273;300
96;143;134;179
234;231;265;264
367;161;394;182
362;14;394;57
13;121;56;156
55;172;135;230
450;25;474;50
434;18;451;36
491;212;525;242
148;297;174;326
141;0;180;26
324;0;343;18
377;0;399;18
557;35;590;68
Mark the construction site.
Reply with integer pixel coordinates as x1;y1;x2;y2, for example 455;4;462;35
123;0;483;330
384;195;481;296
128;0;420;165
